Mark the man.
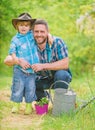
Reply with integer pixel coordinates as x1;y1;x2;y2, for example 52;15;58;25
4;19;72;101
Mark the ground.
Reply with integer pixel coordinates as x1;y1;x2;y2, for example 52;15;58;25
0;90;50;130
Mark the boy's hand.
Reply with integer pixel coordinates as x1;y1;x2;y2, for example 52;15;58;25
4;55;14;66
18;58;31;69
4;55;30;69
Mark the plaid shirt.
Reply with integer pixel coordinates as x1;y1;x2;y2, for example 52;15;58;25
37;36;69;77
9;31;39;73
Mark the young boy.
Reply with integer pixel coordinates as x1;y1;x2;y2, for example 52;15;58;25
4;13;39;114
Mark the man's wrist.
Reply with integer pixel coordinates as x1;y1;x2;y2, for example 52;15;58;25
43;63;49;70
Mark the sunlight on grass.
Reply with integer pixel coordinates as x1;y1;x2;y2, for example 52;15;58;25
0;74;95;130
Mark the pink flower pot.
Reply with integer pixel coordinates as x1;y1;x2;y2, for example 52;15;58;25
35;104;48;115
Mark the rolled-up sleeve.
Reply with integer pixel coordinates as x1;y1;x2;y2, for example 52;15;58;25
9;40;17;55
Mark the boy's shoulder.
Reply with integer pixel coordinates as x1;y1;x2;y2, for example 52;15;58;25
11;33;22;43
11;34;18;41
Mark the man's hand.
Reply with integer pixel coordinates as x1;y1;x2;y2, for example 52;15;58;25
31;64;45;72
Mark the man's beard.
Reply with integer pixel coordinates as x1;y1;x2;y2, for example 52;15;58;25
35;37;47;45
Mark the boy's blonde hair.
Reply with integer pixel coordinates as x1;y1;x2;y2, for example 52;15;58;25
16;21;32;30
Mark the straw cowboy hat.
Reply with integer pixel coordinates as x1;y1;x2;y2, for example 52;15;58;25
12;13;36;29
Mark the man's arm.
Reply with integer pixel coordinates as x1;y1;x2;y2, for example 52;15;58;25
31;57;69;72
44;57;69;70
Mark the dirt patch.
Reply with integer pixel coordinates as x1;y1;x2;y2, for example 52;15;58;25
0;90;48;130
1;112;44;130
0;90;10;102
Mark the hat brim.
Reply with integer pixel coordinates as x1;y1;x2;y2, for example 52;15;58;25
12;19;36;29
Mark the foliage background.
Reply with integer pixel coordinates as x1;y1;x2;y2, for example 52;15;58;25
0;0;95;77
0;1;95;130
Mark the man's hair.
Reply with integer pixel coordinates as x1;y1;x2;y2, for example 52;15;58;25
33;19;49;31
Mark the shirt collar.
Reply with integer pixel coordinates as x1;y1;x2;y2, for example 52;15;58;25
16;31;31;38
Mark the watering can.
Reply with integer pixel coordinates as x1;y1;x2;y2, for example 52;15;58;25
49;80;76;116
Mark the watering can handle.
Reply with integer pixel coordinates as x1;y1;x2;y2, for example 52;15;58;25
48;80;70;104
49;80;70;90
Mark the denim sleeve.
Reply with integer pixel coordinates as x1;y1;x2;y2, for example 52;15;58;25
8;40;17;55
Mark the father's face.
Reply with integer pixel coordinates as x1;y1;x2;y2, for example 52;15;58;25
33;24;48;45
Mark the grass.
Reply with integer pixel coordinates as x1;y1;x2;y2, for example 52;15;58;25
0;75;12;90
0;73;95;130
42;103;95;130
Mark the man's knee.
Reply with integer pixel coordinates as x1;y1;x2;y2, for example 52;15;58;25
54;70;71;80
54;70;72;89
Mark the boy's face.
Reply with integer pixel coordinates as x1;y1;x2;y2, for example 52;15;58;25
16;21;31;34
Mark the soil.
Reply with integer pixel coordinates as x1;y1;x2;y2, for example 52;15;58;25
0;90;52;130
